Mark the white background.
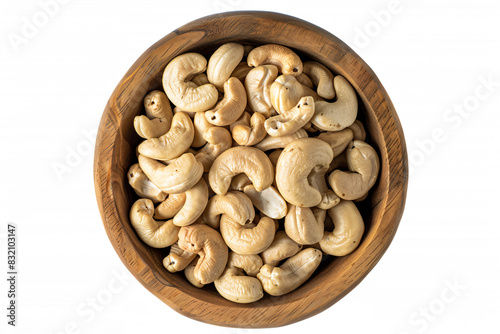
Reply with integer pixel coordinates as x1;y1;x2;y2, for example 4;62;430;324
1;0;499;333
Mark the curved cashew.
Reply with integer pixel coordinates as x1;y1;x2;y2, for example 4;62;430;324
127;163;166;203
205;77;247;126
219;215;276;255
129;198;179;248
154;193;186;220
202;191;255;229
311;75;358;131
173;106;196;119
349;119;367;141
243;184;287;219
285;205;326;245
303;61;335;99
163;242;196;272
254;128;308;151
276;138;334;207
229;111;267;146
137;112;194;160
144;90;173;120
257;248;322;296
192;111;213;148
296;73;314;89
208;146;274;195
163;53;218;112
172;177;208;226
260;231;302;266
207;43;245;89
247;44;303;76
191;73;209;86
184;257;204;288
230;61;252;83
138;153;203;194
195;127;232;172
329;150;348;171
270;75;320;114
229;173;252;192
227;252;263;277
328;140;380;200
319;200;364;256
308;163;340;210
178;224;228;284
244;65;279;117
214;267;264;303
264;96;315;137
134;116;170;139
317;128;354;157
268;149;282;167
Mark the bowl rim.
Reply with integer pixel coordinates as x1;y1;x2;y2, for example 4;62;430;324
94;10;408;328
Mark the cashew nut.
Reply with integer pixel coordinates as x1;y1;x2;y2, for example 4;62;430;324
154;193;186;220
349;119;367;141
173;106;196;119
243;184;287;219
214;252;264;303
229;111;267;146
202;191;255;229
295;73;314;89
178;224;228;284
144;90;173;120
264;96;315;137
230;61;252;83
319;200;364;256
184;257;204;288
311;75;358;131
270;74;320;114
205;77;247;126
172;177;208;226
268;149;282;167
207;43;245;89
191;73;209;86
276;138;334;207
163;53;218;112
129;198;179;248
285;205;326;245
307;163;340;210
219;214;276;255
229;173;252;192
127;163;166;203
134;116;170;139
195;126;232;172
247;44;303;76
257;248;322;296
328;140;380;200
208;146;274;195
163;242;196;272
260;231;303;266
317;128;354;157
254;128;308;151
303;61;335;99
138;153;203;194
192;111;214;147
244;65;279;117
137;111;194;161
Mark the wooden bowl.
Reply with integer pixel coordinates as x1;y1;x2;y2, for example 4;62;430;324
94;11;408;328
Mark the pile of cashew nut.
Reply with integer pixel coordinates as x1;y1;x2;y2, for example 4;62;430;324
127;43;380;303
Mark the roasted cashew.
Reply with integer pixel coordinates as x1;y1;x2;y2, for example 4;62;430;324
247;44;303;76
319;200;364;256
311;75;358;131
276;138;334;207
172;177;208;226
163;242;196;273
195;126;232;172
207;43;245;89
264;96;315;137
244;65;279;117
243;184;287;219
208;146;274;195
229;111;267;146
260;231;303;266
254;128;308;151
202;191;255;229
270;74;320;114
285;205;326;245
257;248;322;296
328;140;380;200
137;111;194;160
138;153;203;194
205;77;247;126
219;215;276;255
178;224;228;284
129;198;179;248
303;61;335;99
127;163;166;203
163;53;218;112
317;128;354;157
154;193;186;220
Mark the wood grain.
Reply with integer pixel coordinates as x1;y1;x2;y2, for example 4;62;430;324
94;11;408;328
